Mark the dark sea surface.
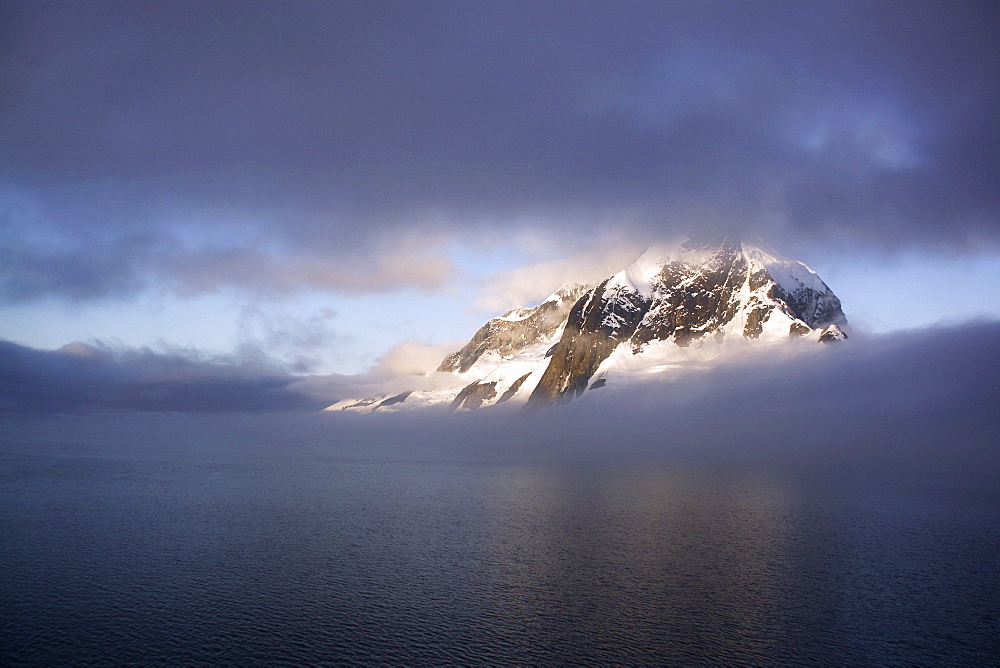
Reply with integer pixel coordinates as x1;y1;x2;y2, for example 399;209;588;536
2;414;998;665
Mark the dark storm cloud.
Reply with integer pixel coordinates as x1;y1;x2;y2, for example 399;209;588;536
0;229;161;302
1;0;999;301
0;340;324;413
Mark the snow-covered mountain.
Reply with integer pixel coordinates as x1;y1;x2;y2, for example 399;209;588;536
325;234;848;413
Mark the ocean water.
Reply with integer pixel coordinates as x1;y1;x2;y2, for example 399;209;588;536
1;415;998;664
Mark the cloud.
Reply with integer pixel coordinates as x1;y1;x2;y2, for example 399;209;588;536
5;316;997;479
473;240;649;312
308;320;1000;474
2;1;999;304
0;331;477;414
289;339;469;404
564;321;998;468
367;340;459;379
1;317;997;478
161;241;457;298
0;340;324;414
235;306;342;374
0;219;457;303
0;228;161;303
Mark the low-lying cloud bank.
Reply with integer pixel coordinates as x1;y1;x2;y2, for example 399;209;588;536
2;322;997;473
0;322;1000;476
295;321;999;470
0;322;1000;472
0;336;474;414
0;340;325;414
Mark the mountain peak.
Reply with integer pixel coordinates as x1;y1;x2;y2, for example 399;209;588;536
326;237;848;413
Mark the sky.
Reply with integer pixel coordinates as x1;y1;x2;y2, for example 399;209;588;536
1;0;999;413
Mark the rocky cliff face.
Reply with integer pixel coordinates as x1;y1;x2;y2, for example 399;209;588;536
526;280;643;405
526;234;847;406
325;235;848;413
437;283;590;373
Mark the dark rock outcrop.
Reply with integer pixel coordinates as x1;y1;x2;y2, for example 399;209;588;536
631;236;747;348
772;283;844;329
336;397;384;411
527;279;651;406
496;373;533;404
450;381;498;411
819;324;848;343
372;391;412;411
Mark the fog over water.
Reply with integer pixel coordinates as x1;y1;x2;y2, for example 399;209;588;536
3;320;998;474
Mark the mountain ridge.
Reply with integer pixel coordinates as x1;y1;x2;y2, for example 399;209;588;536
325;234;848;413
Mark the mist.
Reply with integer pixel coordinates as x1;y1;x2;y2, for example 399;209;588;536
5;321;997;476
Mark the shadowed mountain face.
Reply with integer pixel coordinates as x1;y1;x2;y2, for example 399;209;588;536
527;279;646;405
526;235;846;407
